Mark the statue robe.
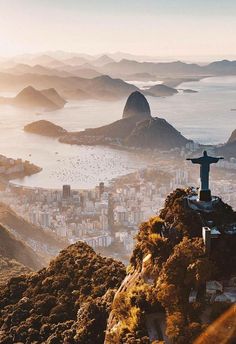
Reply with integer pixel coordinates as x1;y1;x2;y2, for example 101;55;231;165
189;156;221;190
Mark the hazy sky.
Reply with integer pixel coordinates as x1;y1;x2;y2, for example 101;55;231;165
0;0;236;58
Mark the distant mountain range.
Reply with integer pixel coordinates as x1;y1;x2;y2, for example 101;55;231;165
99;59;203;77
97;59;236;79
2;52;236;77
0;53;115;70
0;74;186;103
1;55;236;102
217;129;236;158
4;50;236;64
3;58;236;80
0;73;139;101
91;54;115;66
29;54;115;68
2;62;104;80
70;68;102;79
4;63;71;77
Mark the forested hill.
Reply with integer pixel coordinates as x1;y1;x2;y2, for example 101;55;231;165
105;188;236;343
0;241;125;344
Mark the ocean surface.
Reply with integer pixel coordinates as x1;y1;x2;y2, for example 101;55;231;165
0;76;235;189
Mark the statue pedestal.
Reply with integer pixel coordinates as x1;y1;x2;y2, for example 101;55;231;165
199;189;212;202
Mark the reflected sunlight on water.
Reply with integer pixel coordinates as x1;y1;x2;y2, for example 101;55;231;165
0;76;235;188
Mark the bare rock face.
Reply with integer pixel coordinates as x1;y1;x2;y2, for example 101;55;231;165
123;91;151;119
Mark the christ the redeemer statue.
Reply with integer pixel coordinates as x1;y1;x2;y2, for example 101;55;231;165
187;150;224;201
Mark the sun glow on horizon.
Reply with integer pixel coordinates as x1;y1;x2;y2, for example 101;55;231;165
0;0;235;59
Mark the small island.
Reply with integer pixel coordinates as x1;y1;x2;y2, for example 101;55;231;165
24;120;67;137
145;84;178;97
182;88;198;93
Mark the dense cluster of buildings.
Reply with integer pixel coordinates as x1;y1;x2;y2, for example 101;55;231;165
0;175;168;255
0;156;235;259
0;154;40;181
0;155;25;175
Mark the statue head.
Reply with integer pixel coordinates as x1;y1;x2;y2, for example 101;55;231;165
203;150;208;157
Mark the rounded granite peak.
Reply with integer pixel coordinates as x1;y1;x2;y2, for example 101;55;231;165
123;91;151;119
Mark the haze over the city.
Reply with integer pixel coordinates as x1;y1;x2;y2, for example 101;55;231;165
0;0;236;61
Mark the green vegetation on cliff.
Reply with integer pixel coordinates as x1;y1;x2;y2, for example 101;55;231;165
0;255;31;287
0;241;125;344
106;189;236;344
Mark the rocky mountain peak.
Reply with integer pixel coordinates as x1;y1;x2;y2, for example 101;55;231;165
122;91;151;119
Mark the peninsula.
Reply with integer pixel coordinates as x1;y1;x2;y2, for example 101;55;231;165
59;91;190;150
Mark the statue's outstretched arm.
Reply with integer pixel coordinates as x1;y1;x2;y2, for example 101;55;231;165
186;158;201;164
211;157;224;164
